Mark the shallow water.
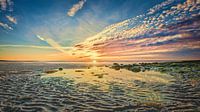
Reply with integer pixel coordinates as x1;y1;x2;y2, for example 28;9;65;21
0;62;200;112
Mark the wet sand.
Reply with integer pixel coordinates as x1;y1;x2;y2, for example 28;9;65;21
0;66;200;111
42;67;174;90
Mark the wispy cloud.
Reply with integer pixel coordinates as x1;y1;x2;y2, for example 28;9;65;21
0;0;15;30
0;44;52;49
36;35;45;41
0;0;13;11
67;0;86;17
36;35;71;53
0;0;7;10
0;21;13;30
6;15;17;24
0;44;72;50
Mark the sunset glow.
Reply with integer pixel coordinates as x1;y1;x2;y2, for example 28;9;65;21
92;60;97;64
0;0;200;62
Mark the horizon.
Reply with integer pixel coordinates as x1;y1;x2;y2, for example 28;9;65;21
0;0;200;62
0;59;200;63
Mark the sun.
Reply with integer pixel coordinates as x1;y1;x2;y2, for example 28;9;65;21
92;60;97;64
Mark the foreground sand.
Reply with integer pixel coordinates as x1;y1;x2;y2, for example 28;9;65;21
1;64;200;111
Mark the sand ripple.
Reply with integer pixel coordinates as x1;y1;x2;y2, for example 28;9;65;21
0;70;200;112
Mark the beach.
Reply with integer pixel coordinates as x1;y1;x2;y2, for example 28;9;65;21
0;62;200;111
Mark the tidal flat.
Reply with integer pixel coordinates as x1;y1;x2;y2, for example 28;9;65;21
0;61;200;112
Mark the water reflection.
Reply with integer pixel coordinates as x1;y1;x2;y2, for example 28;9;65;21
42;66;175;103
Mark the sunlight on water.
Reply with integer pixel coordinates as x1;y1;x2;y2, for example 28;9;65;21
42;66;174;84
42;66;175;103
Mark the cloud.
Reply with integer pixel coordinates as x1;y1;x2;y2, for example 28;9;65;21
0;44;52;49
147;0;175;15
0;21;13;30
0;1;15;30
36;35;71;53
0;0;13;11
67;0;86;17
36;35;45;41
0;0;7;10
72;0;200;61
0;44;72;50
6;15;17;24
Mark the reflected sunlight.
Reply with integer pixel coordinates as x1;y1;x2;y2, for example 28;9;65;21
92;60;97;64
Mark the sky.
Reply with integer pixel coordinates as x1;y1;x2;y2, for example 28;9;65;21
0;0;200;62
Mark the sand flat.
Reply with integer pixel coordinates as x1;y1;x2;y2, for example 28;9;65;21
1;62;200;111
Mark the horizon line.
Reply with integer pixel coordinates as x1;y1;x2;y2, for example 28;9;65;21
0;59;200;63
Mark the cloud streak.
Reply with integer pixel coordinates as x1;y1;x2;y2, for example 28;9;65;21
6;15;17;24
67;0;86;17
0;44;72;50
36;35;72;53
0;21;13;30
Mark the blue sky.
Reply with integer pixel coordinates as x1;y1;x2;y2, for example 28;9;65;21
0;0;164;46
